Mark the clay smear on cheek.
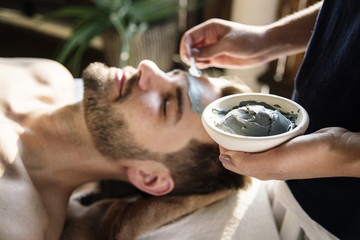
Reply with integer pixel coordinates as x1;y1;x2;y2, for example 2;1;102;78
186;75;204;115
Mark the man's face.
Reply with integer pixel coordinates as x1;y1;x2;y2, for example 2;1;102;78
82;60;221;159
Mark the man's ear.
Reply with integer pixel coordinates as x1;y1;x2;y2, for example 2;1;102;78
126;162;174;196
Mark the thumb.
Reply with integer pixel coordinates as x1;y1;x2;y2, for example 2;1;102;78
218;146;256;176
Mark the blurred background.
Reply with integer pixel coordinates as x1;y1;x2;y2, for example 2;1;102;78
0;0;317;98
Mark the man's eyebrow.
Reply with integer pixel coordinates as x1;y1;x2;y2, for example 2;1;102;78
176;86;184;123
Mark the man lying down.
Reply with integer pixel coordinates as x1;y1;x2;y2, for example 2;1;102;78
0;58;277;240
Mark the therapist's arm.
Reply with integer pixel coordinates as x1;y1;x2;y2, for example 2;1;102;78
180;2;322;69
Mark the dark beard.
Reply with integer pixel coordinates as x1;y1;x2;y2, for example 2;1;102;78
81;63;157;160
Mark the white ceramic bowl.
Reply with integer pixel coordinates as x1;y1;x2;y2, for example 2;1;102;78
202;93;309;152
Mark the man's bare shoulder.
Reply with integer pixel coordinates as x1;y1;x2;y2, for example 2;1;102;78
0;58;75;96
0;58;76;119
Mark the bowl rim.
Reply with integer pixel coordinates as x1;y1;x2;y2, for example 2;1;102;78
202;93;309;140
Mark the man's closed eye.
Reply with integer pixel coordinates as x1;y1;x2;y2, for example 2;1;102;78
163;95;170;116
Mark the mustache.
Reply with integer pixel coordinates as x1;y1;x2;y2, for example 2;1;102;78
117;72;138;103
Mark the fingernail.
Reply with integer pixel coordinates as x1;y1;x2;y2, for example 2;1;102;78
219;154;232;166
191;48;200;56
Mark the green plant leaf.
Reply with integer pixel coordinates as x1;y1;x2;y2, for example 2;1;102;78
131;0;178;10
72;11;108;32
91;0;111;9
42;6;97;22
68;38;90;76
130;0;179;22
57;19;109;63
44;0;208;74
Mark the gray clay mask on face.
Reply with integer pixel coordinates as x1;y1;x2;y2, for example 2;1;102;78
186;75;204;115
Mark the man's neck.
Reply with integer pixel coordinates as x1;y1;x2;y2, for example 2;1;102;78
19;102;127;195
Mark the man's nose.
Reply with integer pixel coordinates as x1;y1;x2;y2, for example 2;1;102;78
137;60;165;91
